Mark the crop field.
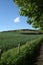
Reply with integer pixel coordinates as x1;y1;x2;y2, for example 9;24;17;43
0;31;43;65
0;31;41;52
0;34;43;65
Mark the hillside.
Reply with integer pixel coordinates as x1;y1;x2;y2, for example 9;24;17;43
0;29;43;65
0;31;40;52
2;29;43;34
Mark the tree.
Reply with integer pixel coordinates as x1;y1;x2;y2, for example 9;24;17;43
13;0;43;30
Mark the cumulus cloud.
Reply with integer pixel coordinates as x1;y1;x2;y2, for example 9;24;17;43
14;17;20;23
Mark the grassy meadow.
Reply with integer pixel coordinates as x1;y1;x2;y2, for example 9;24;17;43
0;31;40;52
0;30;43;65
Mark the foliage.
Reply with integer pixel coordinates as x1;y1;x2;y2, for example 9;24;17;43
13;0;43;30
0;37;43;65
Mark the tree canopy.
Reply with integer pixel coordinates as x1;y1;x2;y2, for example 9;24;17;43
13;0;43;30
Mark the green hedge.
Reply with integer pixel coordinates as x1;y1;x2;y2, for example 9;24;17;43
0;37;43;65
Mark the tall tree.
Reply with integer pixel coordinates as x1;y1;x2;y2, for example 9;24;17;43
13;0;43;30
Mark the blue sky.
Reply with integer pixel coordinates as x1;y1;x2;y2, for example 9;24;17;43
0;0;35;31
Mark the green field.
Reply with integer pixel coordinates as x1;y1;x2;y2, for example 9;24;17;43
0;31;40;52
0;30;43;65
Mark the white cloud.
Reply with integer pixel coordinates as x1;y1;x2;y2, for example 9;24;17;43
14;17;20;23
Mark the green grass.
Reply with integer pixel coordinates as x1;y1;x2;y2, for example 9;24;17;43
0;37;42;65
0;30;43;65
0;31;40;52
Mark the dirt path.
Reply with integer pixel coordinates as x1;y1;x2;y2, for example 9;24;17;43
34;43;43;65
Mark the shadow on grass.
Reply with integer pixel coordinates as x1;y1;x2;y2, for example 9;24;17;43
23;41;42;65
31;42;43;65
21;33;43;35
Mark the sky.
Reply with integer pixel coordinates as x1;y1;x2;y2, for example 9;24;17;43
0;0;35;31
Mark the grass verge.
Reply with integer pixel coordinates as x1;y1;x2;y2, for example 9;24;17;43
0;37;43;65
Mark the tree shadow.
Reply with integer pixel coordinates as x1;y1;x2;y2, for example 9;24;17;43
32;42;43;65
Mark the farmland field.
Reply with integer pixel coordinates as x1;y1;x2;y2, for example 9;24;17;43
0;31;41;52
0;30;43;65
0;34;43;65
